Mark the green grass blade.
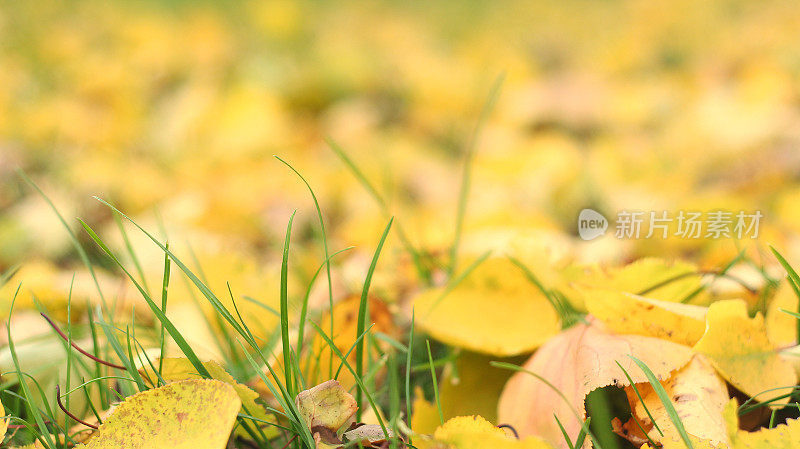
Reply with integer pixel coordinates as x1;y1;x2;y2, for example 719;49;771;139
426;340;444;426
159;242;171;375
629;356;693;449
614;361;663;437
274;155;337;378
554;414;576;449
79;219;212;380
296;246;355;366
280;210;297;398
405;310;415;446
7;284;56;449
356;217;393;420
770;247;800;343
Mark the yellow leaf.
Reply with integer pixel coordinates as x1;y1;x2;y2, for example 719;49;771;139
566;258;707;311
431;415;554;449
0;396;7;441
693;300;796;405
586;290;707;346
295;380;357;438
80;379;241;449
411;351;516;436
139;357;278;438
629;355;730;447
413;256;559;356
765;281;798;347
723;398;800;448
498;321;693;448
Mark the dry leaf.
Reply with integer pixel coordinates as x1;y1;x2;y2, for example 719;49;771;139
79;379;241;449
497;321;693;449
628;355;730;447
693;299;797;405
295;380;358;447
431;415;554;449
585;290;707;346
413;256;559;356
342;423;397;448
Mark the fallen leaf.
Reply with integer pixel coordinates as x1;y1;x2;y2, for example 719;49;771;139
565;258;708;311
724;398;800;448
342;423;397;448
431;415;554;449
0;396;7;441
765;281;798;347
693;299;797;405
411;351;516;435
295;380;358;446
79;379;241;449
139;357;278;438
628;355;730;447
497;321;693;449
413;256;559;356
585;290;707;346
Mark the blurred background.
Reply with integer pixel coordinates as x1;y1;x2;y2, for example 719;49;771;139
2;0;800;359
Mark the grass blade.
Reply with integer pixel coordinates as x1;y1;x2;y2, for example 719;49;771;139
280;211;297;397
629;356;694;449
356;217;393;420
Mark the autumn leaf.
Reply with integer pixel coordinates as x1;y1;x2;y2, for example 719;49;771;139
627;355;730;447
693;299;797;405
723;398;800;448
295;380;358;447
565;258;708;311
498;321;693;448
342;423;398;448
411;351;516;435
585;290;707;346
139;357;278;438
413;256;560;356
79;379;241;449
430;415;554;449
765;281;799;347
0;397;7;441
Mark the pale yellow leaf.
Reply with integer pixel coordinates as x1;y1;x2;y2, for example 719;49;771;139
586;290;707;346
629;355;730;447
694;300;797;405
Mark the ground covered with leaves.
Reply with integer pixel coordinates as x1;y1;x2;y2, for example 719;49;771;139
2;0;800;448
